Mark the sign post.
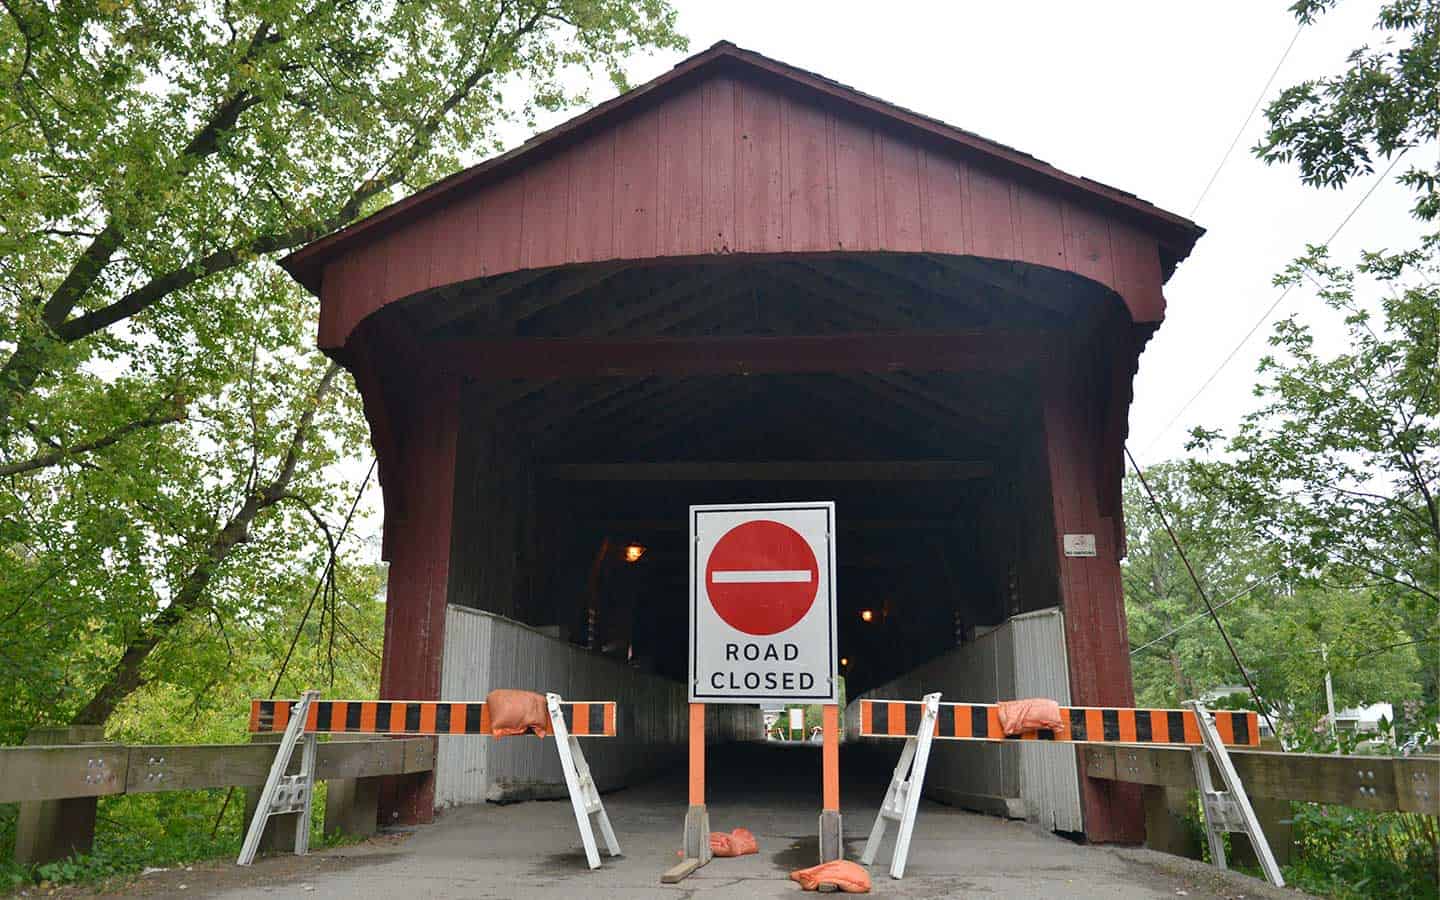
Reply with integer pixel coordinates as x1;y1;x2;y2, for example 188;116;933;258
669;502;840;881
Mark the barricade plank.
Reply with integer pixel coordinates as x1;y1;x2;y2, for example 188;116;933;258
859;700;1258;747
250;699;618;737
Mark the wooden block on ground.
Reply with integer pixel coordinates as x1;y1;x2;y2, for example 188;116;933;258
661;857;707;884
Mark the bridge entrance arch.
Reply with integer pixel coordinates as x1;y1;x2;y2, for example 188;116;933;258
280;41;1202;845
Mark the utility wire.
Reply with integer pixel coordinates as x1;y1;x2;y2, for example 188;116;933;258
1124;447;1279;737
269;458;377;698
211;458;377;840
210;460;377;840
1143;151;1407;454
1129;572;1280;656
1189;24;1304;218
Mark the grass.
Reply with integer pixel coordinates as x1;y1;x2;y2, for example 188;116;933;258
0;784;362;892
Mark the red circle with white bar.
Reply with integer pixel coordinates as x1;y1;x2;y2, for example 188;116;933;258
705;520;819;635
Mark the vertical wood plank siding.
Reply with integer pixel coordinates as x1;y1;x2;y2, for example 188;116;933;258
317;77;1167;350
1043;350;1145;843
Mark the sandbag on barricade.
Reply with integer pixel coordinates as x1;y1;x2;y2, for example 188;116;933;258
790;860;871;893
995;697;1063;736
708;827;758;857
486;689;551;738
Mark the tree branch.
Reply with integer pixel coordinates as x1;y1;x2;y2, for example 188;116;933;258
69;361;341;726
0;402;187;476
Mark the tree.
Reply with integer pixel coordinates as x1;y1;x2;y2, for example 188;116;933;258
0;0;684;434
1256;0;1439;228
0;1;685;737
1122;461;1282;708
1180;0;1439;724
1123;463;1428;743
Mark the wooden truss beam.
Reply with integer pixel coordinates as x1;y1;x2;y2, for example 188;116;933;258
539;460;994;482
427;332;1050;379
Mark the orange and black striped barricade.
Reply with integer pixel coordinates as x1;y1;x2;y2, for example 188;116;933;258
857;695;1281;887
238;691;622;870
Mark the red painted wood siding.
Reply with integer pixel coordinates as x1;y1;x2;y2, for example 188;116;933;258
318;76;1167;348
373;372;460;825
1042;367;1144;843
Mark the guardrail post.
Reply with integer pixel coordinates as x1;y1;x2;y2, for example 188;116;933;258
324;735;379;839
14;725;107;865
1141;786;1202;860
1229;797;1293;868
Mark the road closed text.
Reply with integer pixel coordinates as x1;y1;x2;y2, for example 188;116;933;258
710;642;816;691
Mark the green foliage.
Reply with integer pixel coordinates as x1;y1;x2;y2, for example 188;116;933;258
0;784;361;891
1123;462;1432;744
1258;1;1439;227
1285;804;1439;899
0;0;685;739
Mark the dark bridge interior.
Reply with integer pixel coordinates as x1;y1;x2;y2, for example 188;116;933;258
393;253;1122;695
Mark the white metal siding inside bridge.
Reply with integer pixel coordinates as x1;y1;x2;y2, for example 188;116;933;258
436;605;760;809
848;606;1083;833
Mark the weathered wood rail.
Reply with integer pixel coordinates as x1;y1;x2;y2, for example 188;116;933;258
2;737;434;865
1085;745;1438;867
0;738;434;804
1084;745;1437;814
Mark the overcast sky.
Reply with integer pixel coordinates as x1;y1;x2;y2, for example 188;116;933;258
507;0;1421;466
352;1;1424;547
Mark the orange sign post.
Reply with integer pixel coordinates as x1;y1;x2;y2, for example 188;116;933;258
667;502;842;884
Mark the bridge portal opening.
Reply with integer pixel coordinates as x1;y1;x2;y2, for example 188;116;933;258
284;41;1201;844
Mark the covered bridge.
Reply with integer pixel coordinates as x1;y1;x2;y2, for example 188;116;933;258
281;41;1202;844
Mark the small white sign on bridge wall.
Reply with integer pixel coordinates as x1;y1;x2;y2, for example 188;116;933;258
689;502;837;704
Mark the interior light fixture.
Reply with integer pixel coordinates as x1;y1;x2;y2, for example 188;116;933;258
859;608;874;623
623;543;646;563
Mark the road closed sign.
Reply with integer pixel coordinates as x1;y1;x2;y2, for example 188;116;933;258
689;502;837;703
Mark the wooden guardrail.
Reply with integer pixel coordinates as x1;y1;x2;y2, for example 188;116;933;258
2;737;435;865
1083;745;1438;815
1085;744;1437;868
0;738;434;805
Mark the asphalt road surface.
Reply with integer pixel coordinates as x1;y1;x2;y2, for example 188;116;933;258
105;742;1301;899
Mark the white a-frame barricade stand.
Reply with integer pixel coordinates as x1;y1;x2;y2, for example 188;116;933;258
860;692;940;879
858;694;1282;887
1185;699;1284;886
239;692;622;869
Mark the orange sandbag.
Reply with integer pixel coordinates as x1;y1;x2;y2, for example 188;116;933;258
790;860;871;893
486;689;550;738
710;827;758;857
996;697;1064;736
729;827;758;856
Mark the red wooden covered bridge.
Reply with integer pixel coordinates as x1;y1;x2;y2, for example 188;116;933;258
281;42;1202;844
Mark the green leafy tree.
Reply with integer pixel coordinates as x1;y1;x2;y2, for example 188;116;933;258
1189;0;1438;714
1122;461;1282;708
1257;0;1439;228
0;1;685;738
1123;463;1428;743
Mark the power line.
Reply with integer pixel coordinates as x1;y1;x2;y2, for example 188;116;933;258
1189;24;1304;218
1142;151;1407;455
1129;573;1280;656
1124;447;1279;737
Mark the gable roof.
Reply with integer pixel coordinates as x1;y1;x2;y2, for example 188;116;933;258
282;41;1203;295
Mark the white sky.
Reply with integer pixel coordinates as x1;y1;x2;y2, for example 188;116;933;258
350;0;1425;548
